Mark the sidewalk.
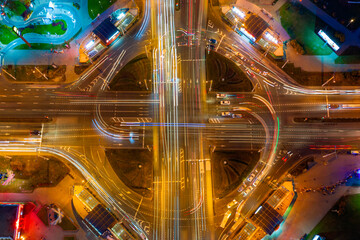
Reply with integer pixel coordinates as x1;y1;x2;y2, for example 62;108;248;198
242;0;360;72
235;0;290;42
270;154;360;240
0;174;88;240
285;46;360;72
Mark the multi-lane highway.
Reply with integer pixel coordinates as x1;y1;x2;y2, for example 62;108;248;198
1;1;360;240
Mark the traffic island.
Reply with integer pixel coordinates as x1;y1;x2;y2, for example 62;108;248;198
105;149;153;197
0;155;69;192
211;150;260;199
109;54;152;91
206;51;253;92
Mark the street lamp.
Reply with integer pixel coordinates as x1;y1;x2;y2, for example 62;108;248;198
346;18;354;27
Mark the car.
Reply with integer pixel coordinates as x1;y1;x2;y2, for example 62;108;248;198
220;101;230;105
245;69;256;77
221;112;231;117
30;130;41;136
207;44;215;50
73;2;80;10
209;38;217;44
328;104;339;109
242;186;253;196
237;184;246;192
349;150;360;155
232;114;242;118
175;0;180;11
247;173;255;182
216;93;227;98
227;199;238;208
253;178;261;187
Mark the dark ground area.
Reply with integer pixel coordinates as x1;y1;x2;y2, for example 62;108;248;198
0;155;69;192
306;194;360;240
74;64;90;75
109;54;152;91
3;65;66;83
105;149;153;197
279;2;332;55
206;51;253;92
211;150;260;199
269;58;360;86
310;0;360;31
289;156;315;177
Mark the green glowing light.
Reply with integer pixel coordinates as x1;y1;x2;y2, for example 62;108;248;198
274;117;280;153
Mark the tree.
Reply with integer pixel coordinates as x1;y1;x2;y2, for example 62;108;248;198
290;39;305;55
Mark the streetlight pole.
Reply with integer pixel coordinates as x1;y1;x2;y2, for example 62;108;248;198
346;19;354;27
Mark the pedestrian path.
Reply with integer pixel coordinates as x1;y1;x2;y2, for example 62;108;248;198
271;154;360;240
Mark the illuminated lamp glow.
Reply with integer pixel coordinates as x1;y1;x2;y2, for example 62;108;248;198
108;31;120;41
240;27;256;42
232;6;245;18
14;204;23;240
117;12;125;20
254;206;262;214
312;235;321;240
85;40;95;50
265;32;278;44
318;29;340;51
356;169;360;175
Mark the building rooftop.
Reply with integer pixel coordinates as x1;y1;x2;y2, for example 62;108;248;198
93;18;119;45
0;203;21;240
244;14;269;40
85;204;117;235
250;202;283;235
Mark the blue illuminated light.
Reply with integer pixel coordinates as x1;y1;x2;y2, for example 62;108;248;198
117;13;125;20
108;31;120;41
240;27;256;42
255;206;262;214
232;7;245;18
312;235;321;240
265;32;278;44
318;29;340;51
85;40;95;49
